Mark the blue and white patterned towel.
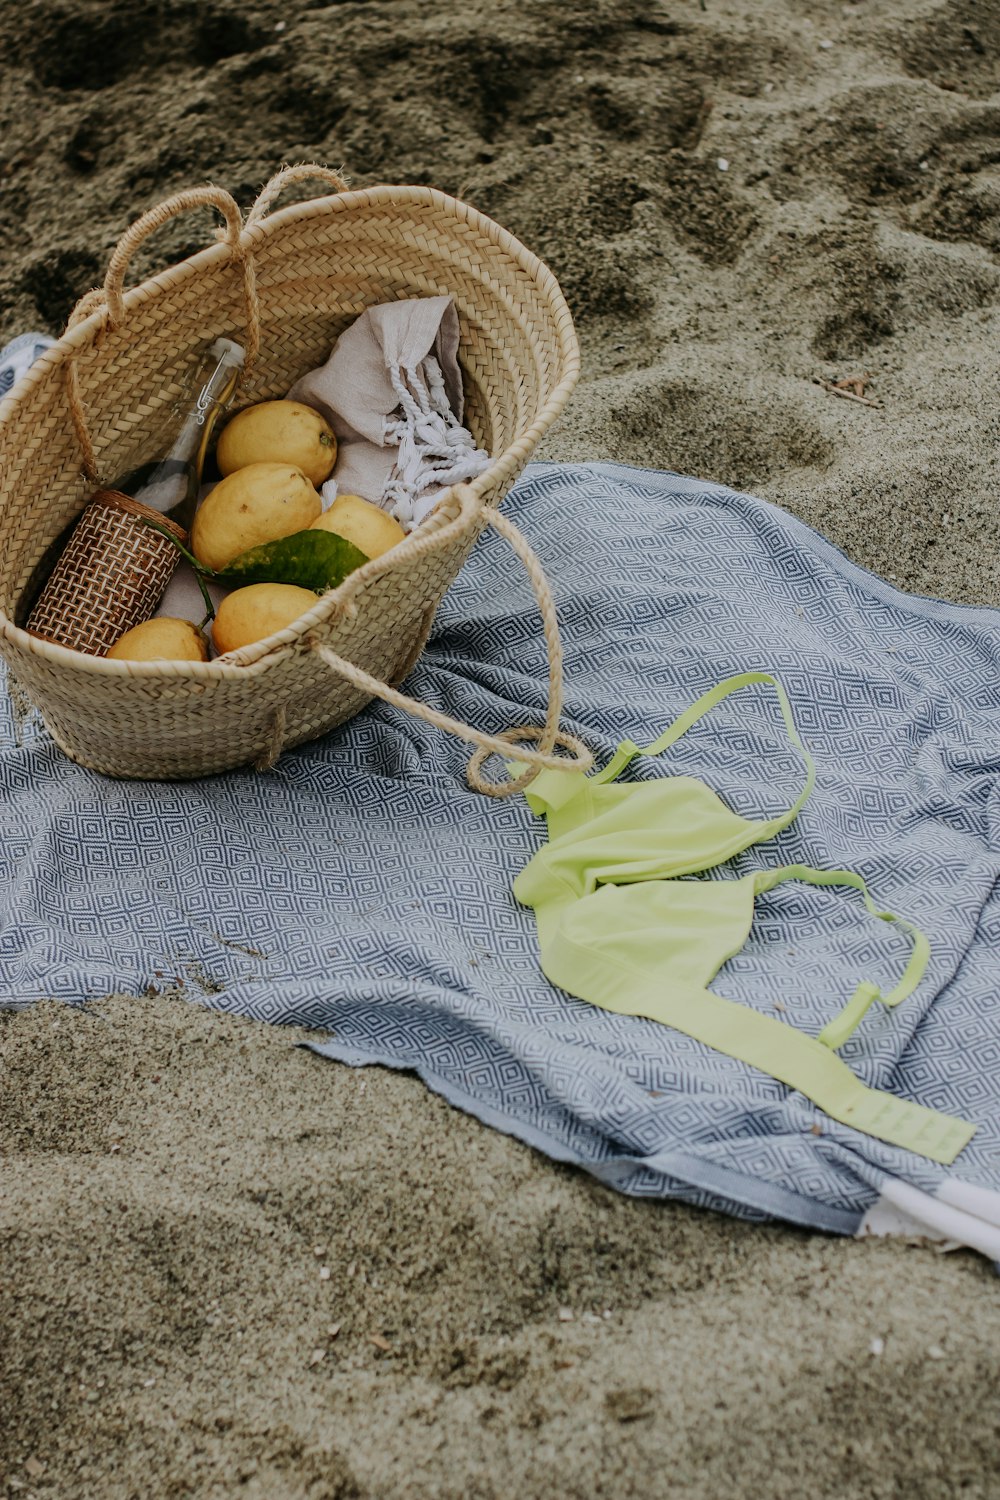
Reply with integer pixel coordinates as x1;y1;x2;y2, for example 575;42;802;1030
2;445;999;1248
0;332;56;400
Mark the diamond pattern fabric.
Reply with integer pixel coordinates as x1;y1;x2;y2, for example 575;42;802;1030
2;460;999;1236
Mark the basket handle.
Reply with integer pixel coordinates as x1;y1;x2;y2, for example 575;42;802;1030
101;185;245;328
308;490;593;798
63;186;257;483
62;166;348;483
245;164;350;229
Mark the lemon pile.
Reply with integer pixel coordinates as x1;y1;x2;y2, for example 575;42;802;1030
110;400;408;663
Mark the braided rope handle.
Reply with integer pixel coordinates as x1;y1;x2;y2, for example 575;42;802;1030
62;165;350;482
309;488;593;797
102;185;244;327
63;186;255;482
244;163;350;228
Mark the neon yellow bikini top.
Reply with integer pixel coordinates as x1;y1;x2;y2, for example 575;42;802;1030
512;673;975;1165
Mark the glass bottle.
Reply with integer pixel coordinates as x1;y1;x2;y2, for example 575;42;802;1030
23;338;244;655
112;337;245;529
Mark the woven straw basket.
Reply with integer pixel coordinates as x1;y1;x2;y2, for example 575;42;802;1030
0;165;593;793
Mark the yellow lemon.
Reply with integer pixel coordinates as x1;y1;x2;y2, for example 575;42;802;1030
212;583;320;656
106;618;209;662
310;494;406;560
216;401;337;486
191;463;321;572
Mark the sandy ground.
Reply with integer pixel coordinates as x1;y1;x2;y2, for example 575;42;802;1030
2;1;1000;1496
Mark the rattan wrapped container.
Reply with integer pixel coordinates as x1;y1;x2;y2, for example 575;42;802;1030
0;166;590;790
25;490;187;655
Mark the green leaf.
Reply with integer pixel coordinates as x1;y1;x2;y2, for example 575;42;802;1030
216;528;370;592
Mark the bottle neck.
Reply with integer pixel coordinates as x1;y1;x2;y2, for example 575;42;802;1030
123;339;244;527
188;340;245;434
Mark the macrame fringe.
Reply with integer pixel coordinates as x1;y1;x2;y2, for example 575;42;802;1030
382;355;491;529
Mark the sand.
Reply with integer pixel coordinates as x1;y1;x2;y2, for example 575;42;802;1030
2;0;999;1496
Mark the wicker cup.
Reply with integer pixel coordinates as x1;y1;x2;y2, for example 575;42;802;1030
0;165;592;793
24;490;187;655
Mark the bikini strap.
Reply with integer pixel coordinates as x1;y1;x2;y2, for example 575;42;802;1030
751;863;931;1050
615;974;972;1165
591;671;816;834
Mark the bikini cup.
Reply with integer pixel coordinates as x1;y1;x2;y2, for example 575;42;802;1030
512;672;975;1165
515;672;813;903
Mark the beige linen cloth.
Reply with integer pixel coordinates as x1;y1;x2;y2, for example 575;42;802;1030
288;295;491;530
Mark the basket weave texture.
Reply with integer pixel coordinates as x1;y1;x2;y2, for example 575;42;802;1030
0;166;586;787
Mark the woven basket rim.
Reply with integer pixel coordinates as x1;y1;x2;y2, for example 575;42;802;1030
0;182;579;679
